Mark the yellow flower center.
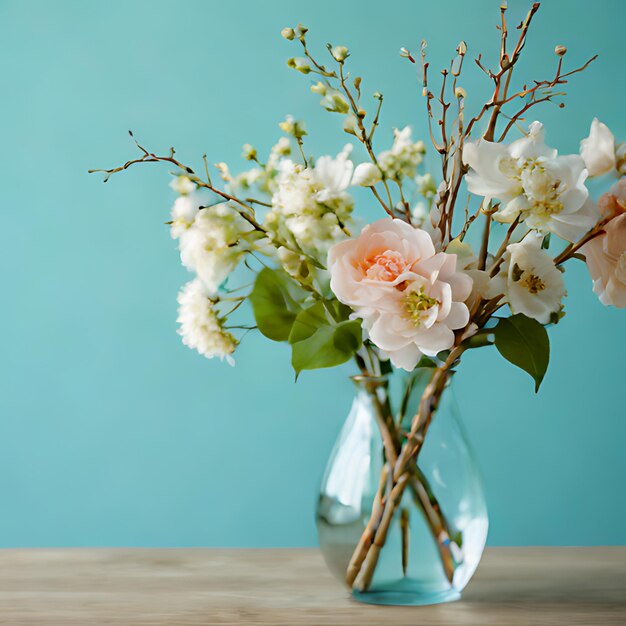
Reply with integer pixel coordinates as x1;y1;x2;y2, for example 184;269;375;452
405;289;439;325
522;272;546;294
512;263;546;294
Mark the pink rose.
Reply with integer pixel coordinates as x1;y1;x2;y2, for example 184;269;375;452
582;212;626;308
328;218;472;370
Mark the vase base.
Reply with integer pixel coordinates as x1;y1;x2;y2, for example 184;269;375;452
351;587;461;607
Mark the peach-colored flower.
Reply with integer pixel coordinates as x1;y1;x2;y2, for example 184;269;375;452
582;212;626;308
598;178;626;219
328;218;472;370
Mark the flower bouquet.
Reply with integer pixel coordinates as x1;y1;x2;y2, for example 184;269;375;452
91;1;625;606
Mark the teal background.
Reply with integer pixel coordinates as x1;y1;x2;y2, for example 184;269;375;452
0;0;624;547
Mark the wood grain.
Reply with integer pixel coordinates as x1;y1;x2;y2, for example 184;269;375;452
0;547;624;625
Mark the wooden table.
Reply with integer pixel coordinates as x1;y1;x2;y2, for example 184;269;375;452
0;547;624;625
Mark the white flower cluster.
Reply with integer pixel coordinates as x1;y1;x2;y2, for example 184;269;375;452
265;147;356;261
169;185;254;362
170;190;254;294
377;127;426;181
176;279;237;365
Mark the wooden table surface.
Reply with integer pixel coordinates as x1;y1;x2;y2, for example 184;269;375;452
0;547;624;625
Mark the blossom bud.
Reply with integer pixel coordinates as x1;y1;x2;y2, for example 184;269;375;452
554;45;567;56
321;93;350;114
279;115;307;138
281;27;295;40
331;45;349;62
416;173;437;199
343;114;358;136
310;81;327;95
352;163;382;187
287;57;311;74
295;23;308;38
214;162;231;181
242;144;257;161
273;136;291;156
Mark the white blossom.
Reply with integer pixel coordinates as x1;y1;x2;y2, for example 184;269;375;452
176;279;237;364
580;118;616;177
178;202;253;294
170;175;196;195
489;232;566;324
170;189;211;239
463;121;594;243
378;126;426;180
266;152;354;261
314;146;354;202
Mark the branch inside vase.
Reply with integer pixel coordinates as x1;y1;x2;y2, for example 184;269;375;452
348;352;464;590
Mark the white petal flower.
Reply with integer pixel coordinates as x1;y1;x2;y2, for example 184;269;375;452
170;190;212;239
314;147;354;202
490;232;566;324
463;122;592;242
351;162;382;187
176;279;237;364
179;203;252;295
170;175;196;195
328;218;472;371
580;118;616;177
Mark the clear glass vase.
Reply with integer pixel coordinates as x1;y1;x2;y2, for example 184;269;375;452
316;371;488;606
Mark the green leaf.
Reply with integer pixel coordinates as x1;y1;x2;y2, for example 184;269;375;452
416;355;438;368
249;268;305;342
493;313;550;392
291;320;362;375
288;301;331;344
290;303;362;375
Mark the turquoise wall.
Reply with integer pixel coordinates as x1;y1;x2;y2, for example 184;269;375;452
1;0;624;547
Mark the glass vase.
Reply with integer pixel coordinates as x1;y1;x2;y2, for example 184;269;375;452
316;371;488;606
